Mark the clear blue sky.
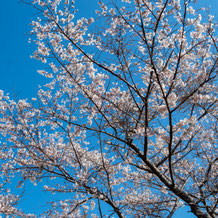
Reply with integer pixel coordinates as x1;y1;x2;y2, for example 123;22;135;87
0;0;99;99
0;0;217;217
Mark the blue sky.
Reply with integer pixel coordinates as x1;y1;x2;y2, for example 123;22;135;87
0;0;217;217
0;0;99;99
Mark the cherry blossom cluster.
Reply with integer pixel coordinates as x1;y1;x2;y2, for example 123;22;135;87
0;0;217;217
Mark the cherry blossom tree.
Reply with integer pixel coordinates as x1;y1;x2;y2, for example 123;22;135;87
0;0;217;217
